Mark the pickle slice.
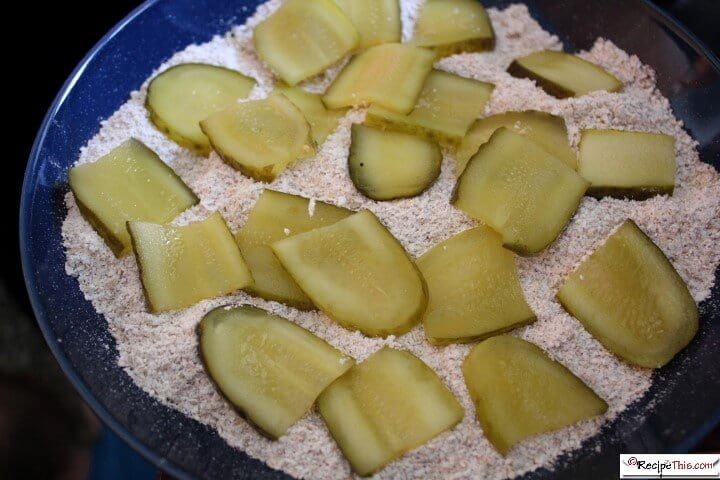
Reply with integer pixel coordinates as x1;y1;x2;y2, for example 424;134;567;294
128;212;253;313
318;347;463;475
322;43;435;113
557;220;698;368
456;111;576;175
253;0;359;86
452;128;588;255
418;227;535;345
334;0;401;49
236;189;353;309
199;305;354;438
366;70;494;147
508;50;623;98
348;124;441;201
200;94;315;182
463;335;608;455
69;139;198;258
276;86;347;146
145;64;256;155
411;0;495;57
272;210;427;337
578;129;676;199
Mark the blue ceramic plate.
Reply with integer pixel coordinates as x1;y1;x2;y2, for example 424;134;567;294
20;0;720;478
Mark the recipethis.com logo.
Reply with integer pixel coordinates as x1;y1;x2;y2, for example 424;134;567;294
620;454;720;478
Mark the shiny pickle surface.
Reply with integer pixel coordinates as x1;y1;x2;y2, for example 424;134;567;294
334;0;401;49
276;86;347;146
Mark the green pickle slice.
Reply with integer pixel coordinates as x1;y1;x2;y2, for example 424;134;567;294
456;110;576;175
348;124;441;201
452;128;588;255
200;94;315;182
69;139;198;258
578;129;676;199
557;220;698;368
128;212;253;313
253;0;359;86
463;335;608;455
318;347;463;475
322;43;435;113
508;50;623;98
236;189;353;309
276;86;347;146
334;0;401;49
366;70;494;147
418;227;535;345
411;0;495;57
272;210;427;337
199;305;354;439
145;63;256;155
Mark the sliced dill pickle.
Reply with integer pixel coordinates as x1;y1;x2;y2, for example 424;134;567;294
578;129;676;199
452;128;588;255
365;70;494;147
322;43;435;113
199;305;354;439
317;347;463;475
272;210;427;337
128;212;253;313
463;335;608;455
68;139;198;258
236;189;353;309
417;227;535;345
456;111;576;175
145;64;256;155
253;0;359;86
508;50;623;98
410;0;495;57
334;0;401;49
276;86;347;146
557;220;698;368
200;94;315;182
348;124;441;201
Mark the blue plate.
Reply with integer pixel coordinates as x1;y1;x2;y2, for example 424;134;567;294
20;0;720;478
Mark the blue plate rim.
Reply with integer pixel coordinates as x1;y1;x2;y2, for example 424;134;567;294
18;0;720;478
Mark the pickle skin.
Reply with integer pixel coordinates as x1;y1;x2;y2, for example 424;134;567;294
198;305;354;439
508;51;623;99
463;335;608;455
317;347;463;476
145;63;257;155
556;220;698;368
348;124;442;201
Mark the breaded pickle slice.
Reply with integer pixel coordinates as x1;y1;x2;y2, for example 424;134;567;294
334;0;401;49
348;124;441;201
578;129;676;199
508;50;623;98
463;336;607;455
145;64;256;155
200;94;315;182
418;227;535;345
318;347;463;475
322;43;435;113
128;212;253;313
236;189;353;309
411;0;495;57
253;0;359;86
366;70;494;147
199;305;354;438
272;210;427;337
276;86;347;146
69;139;198;257
452;128;588;255
456;111;576;175
557;220;698;368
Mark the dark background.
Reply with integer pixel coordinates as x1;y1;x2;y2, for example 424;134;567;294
3;1;719;479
